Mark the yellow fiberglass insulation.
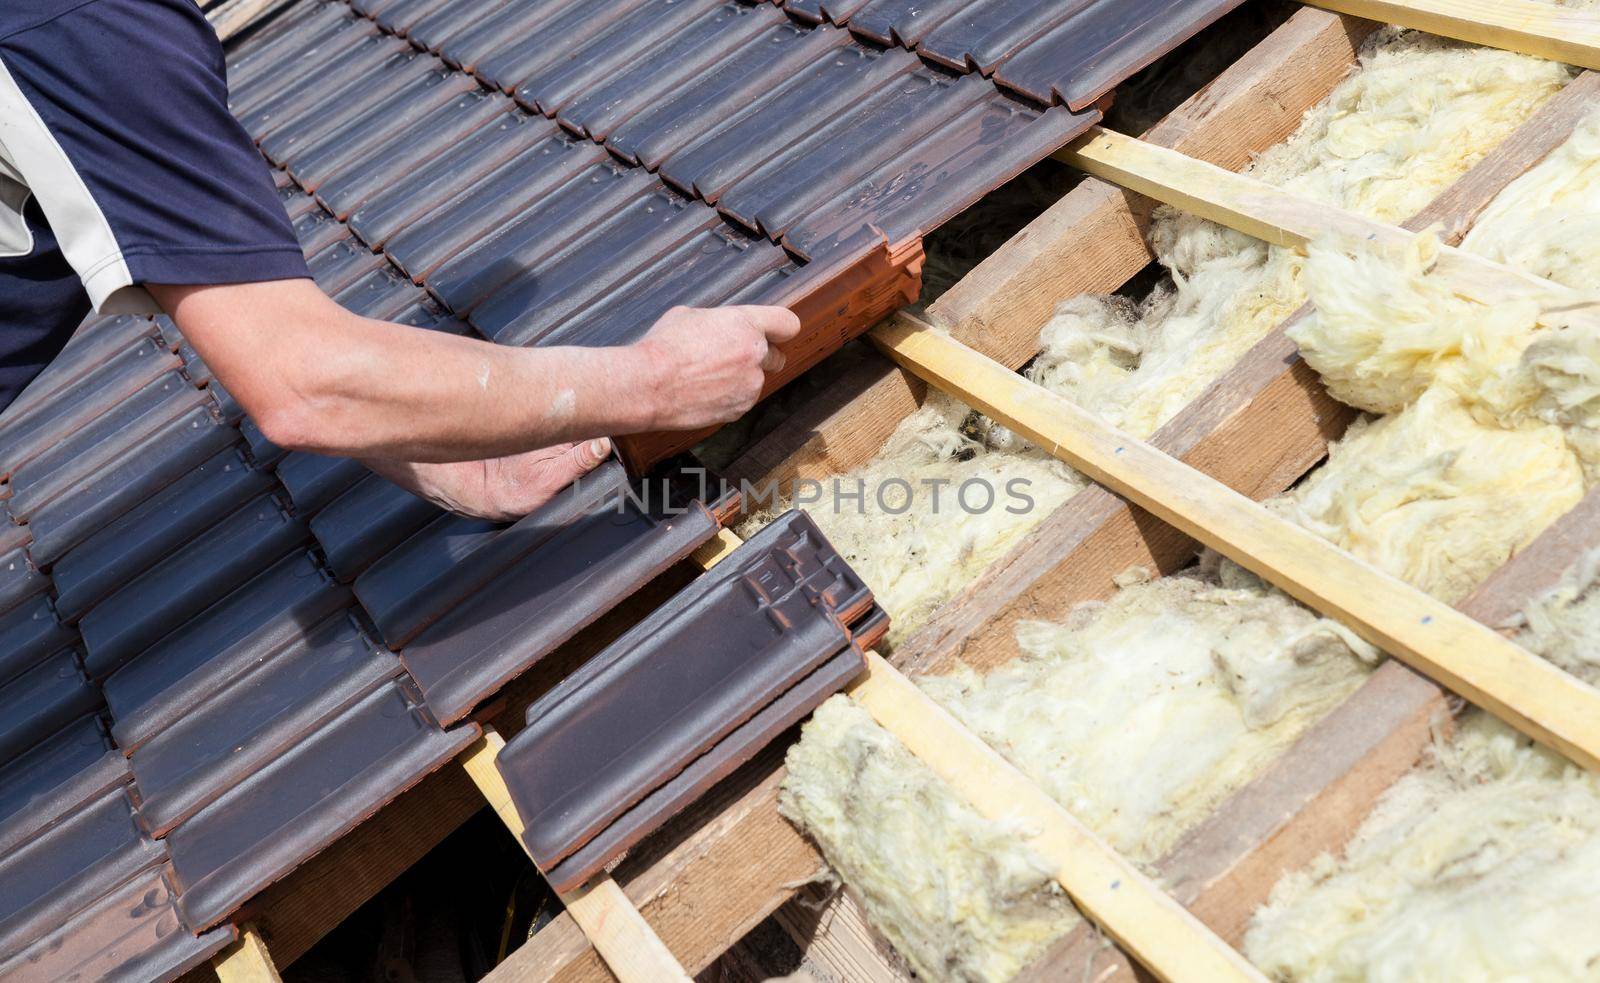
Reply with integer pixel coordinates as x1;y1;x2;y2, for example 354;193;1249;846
1280;110;1600;603
1270;385;1584;603
780;25;1596;983
750;27;1577;647
781;567;1377;982
744;395;1085;638
1512;548;1600;687
1243;713;1600;983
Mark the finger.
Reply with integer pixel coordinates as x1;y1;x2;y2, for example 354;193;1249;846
728;305;803;343
760;345;785;373
575;437;612;469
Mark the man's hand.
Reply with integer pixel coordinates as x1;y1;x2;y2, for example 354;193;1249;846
631;305;802;431
366;438;614;522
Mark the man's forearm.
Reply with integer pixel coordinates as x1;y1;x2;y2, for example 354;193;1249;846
263;314;664;461
153;279;664;462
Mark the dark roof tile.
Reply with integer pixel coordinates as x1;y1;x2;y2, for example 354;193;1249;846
315;89;512;220
0;650;98;765
346;110;551;249
0;863;235;983
166;679;479;930
78;494;309;678
498;510;872;886
399;465;723;725
51;448;273;622
311;474;444;582
131;611;399;837
105;551;351;752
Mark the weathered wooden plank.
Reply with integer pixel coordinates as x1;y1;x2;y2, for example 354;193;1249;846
1302;0;1600;69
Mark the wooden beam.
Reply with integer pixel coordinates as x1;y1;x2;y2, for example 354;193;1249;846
1058;126;1592;316
870;315;1600;772
772;886;911;983
461;730;692;983
1301;0;1600;69
212;925;282;983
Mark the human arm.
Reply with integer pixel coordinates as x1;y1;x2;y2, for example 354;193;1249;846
146;279;800;518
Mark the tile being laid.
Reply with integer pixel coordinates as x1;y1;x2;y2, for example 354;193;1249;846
603;18;846;169
496;510;874;890
130;610;401;837
555;0;785;142
398;461;725;725
345;111;551;249
78;493;310;679
0;862;236;983
105;551;352;753
166;678;480;930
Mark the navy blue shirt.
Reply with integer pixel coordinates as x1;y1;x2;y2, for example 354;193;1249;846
0;0;307;413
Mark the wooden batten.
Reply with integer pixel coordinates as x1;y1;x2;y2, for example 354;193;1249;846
1300;0;1600;70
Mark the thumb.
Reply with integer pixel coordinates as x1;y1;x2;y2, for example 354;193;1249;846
570;437;613;473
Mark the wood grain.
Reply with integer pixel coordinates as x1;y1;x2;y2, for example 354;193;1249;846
1302;0;1600;69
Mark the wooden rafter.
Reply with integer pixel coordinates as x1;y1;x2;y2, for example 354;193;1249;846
212;925;282;983
459;731;692;983
1301;0;1600;69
